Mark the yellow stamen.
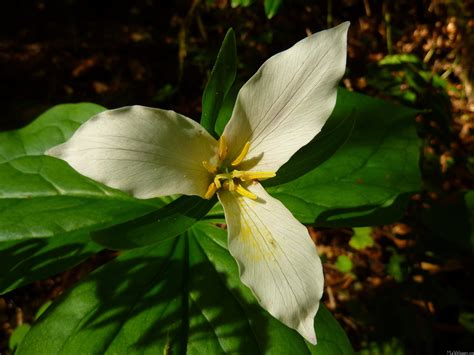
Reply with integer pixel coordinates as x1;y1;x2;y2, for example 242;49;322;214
213;176;222;189
235;184;257;199
204;182;217;199
204;138;275;201
215;172;232;181
218;136;228;161
231;141;251;166
202;160;217;174
233;170;276;181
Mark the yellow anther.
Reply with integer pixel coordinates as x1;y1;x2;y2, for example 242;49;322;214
204;138;274;201
202;160;217;174
233;170;276;181
213;176;222;189
235;184;257;200
231;141;251;166
218;136;228;161
245;171;276;181
204;182;217;199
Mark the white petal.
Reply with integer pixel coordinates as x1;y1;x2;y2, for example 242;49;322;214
47;106;217;199
218;183;324;344
222;22;349;172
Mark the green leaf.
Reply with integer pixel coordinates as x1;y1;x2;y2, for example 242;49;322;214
92;196;216;250
7;300;54;351
35;301;53;320
335;255;353;273
19;223;353;354
0;103;105;162
264;0;282;19
379;54;421;65
310;304;354;354
360;338;405;355
9;324;31;351
231;0;253;8
459;312;474;334
0;104;168;243
387;253;407;282
0;231;101;294
0;155;164;242
200;29;237;137
214;81;241;136
268;89;421;227
349;227;374;250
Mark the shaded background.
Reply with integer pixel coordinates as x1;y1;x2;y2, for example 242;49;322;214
1;0;473;353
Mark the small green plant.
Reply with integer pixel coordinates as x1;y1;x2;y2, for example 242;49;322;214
335;255;353;273
349;227;374;250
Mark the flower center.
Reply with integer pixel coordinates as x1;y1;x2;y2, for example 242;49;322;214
202;136;275;200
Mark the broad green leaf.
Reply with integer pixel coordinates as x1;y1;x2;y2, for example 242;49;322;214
349;227;374;250
200;28;237;137
264;0;282;18
0;231;101;294
92;196;216;250
17;236;185;355
19;223;353;354
0;104;168;242
0;103;105;162
0;156;164;242
9;324;31;352
268;89;421;227
310;303;354;354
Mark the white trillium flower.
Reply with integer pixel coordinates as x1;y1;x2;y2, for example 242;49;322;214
47;22;349;344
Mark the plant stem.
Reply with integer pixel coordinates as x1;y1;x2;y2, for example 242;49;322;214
383;0;393;55
327;0;333;28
